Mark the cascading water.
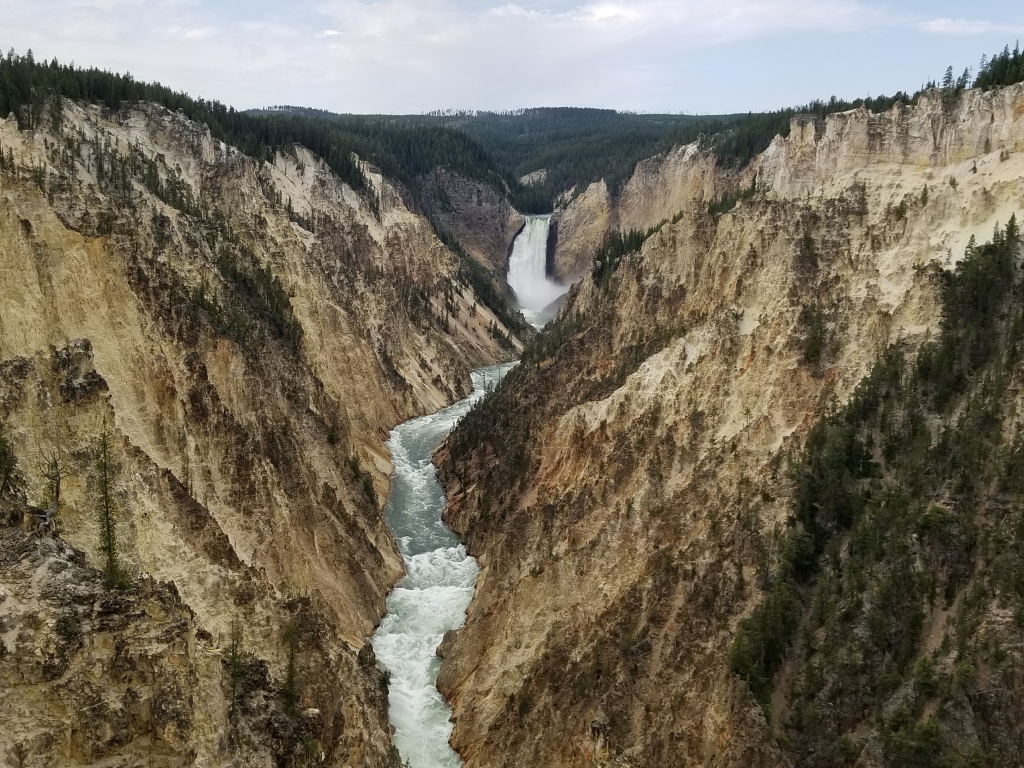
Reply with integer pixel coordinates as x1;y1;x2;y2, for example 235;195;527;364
371;363;514;768
507;215;567;328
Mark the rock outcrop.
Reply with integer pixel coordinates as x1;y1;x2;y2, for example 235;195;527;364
418;168;525;273
550;144;720;282
437;84;1024;768
0;99;521;766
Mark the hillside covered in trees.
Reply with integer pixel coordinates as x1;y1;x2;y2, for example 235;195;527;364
5;44;1024;222
0;49;524;213
256;95;936;211
260;106;731;210
0;48;540;334
270;44;1024;214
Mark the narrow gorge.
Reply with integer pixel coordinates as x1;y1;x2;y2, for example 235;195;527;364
371;363;512;768
0;95;523;766
2;42;1024;768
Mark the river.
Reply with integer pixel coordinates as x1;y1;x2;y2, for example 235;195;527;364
371;362;515;768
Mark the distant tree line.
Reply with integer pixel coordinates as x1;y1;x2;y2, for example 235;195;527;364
698;42;1024;173
974;42;1024;90
0;50;354;194
658;91;916;173
451;108;715;207
0;48;524;209
404;42;1024;207
4;42;1023;222
257;105;553;213
0;49;535;332
297;107;722;212
576;41;1024;259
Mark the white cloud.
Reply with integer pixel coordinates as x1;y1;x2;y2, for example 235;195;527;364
573;3;645;23
179;26;218;40
485;4;545;21
917;18;1024;36
239;20;300;37
0;0;939;112
299;0;901;108
311;0;897;67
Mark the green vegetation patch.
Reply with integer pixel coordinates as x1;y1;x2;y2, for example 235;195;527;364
974;43;1024;91
731;217;1024;763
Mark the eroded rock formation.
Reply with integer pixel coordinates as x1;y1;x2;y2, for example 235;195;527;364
418;168;525;273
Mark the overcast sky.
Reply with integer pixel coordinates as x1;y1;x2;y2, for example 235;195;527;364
1;0;1022;113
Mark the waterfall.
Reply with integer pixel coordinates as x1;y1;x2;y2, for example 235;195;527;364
507;215;566;328
371;363;515;768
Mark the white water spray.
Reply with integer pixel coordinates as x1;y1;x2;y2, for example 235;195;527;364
372;363;514;768
507;215;567;328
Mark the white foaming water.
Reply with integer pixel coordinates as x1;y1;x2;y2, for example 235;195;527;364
372;363;514;768
508;215;567;328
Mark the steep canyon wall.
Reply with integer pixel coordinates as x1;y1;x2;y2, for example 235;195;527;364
437;85;1024;768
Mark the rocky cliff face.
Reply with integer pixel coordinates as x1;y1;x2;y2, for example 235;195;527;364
0;99;521;766
418;168;525;273
437;84;1024;768
550;144;721;281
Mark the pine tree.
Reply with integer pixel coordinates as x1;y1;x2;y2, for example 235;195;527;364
282;610;305;712
227;618;245;719
96;431;125;589
0;422;21;499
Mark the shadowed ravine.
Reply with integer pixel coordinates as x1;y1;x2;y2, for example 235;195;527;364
371;363;515;768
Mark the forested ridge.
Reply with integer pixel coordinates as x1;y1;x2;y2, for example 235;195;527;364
975;43;1024;91
0;50;365;194
663;45;1024;182
0;49;523;213
262;85;958;212
0;48;539;334
263;106;729;210
731;218;1024;765
284;44;1024;213
6;44;1023;221
413;108;723;208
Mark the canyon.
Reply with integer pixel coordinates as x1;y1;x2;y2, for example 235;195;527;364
1;66;1024;768
0;99;522;766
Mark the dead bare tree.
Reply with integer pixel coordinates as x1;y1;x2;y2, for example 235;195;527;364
36;433;75;534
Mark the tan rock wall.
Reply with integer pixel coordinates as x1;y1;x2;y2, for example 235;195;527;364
551;85;1024;285
418;168;525;273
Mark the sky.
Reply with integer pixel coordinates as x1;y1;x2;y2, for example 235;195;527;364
1;0;1022;114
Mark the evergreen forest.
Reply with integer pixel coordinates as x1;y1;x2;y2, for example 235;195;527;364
4;42;1024;217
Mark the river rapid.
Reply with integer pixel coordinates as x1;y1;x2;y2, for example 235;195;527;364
371;362;514;768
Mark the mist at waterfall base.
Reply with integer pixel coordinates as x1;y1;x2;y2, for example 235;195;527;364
371;363;514;768
507;215;567;329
